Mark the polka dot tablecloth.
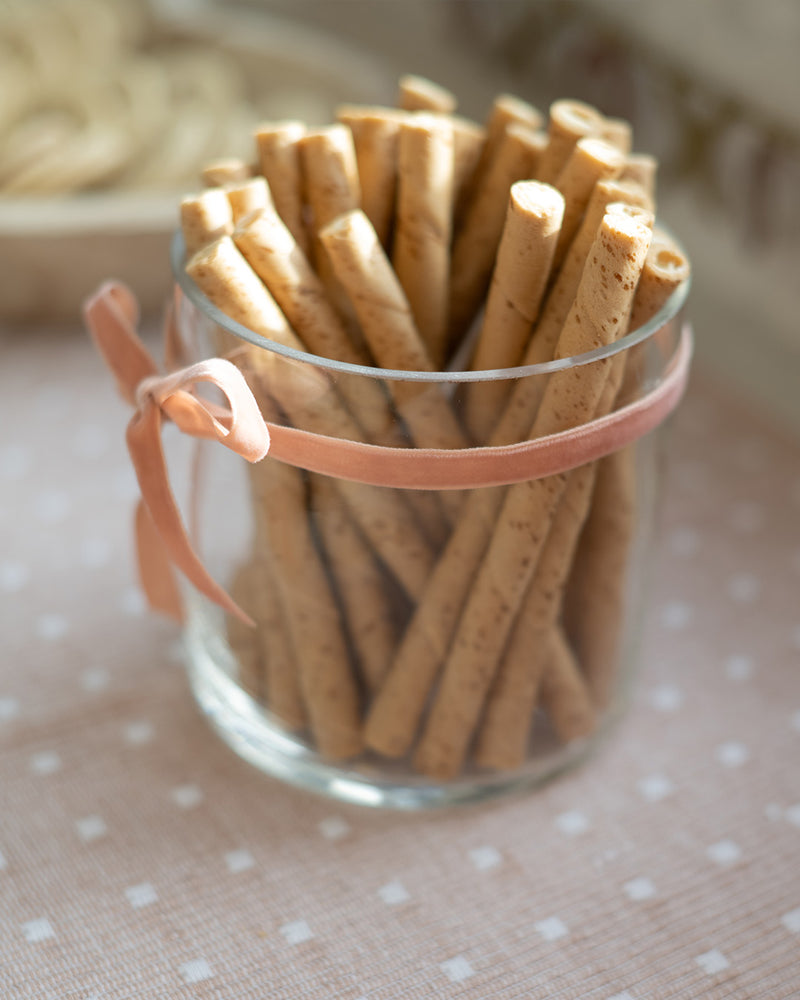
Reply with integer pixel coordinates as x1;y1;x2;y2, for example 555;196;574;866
1;321;799;999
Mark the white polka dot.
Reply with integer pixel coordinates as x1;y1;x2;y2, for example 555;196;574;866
0;697;20;722
75;816;107;843
378;880;410;905
318;817;350;841
725;654;754;682
607;993;635;1000
785;804;800;828
124;721;154;745
649;684;683;712
36;614;70;642
30;751;61;776
660;602;692;630
668;526;699;556
225;849;255;873
716;741;750;768
706;840;742;866
125;883;158;908
441;956;474;983
637;774;674;802
21;918;55;943
33;490;71;524
179;959;213;984
781;907;800;933
0;561;30;592
0;444;33;480
726;573;761;603
280;920;313;945
469;846;502;871
81;668;109;692
624;877;656;901
728;502;763;532
535;916;569;942
120;587;146;617
72;424;110;460
79;537;112;569
695;949;730;975
555;809;590;836
170;784;203;809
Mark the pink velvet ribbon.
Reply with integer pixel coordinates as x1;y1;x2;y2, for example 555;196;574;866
84;281;692;625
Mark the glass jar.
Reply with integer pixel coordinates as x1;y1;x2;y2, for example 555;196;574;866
170;229;691;810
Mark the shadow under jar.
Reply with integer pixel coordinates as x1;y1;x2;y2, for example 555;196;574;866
171;227;691;810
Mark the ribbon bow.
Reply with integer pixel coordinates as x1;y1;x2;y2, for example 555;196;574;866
84;281;270;625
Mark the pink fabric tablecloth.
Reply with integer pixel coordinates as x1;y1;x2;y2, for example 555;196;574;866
1;322;799;999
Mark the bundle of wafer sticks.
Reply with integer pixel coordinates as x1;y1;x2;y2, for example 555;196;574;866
179;75;690;780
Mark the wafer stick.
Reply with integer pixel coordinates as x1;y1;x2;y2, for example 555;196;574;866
535;98;605;184
254;120;310;255
398;74;457;113
450;114;487;222
619;152;657;199
538;629;596;743
224;175;272;223
564;230;690;708
466;94;544;206
312;475;403;694
599;117;633;155
448;123;547;350
412;213;653;779
201;157;252;187
551;136;625;269
249;456;362;759
364;209;650;762
392;113;454;367
226;561;264;700
180;189;233;255
336;105;405;248
185;237;437;601
464;180;565;443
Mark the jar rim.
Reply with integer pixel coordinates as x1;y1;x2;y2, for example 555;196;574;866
171;228;690;384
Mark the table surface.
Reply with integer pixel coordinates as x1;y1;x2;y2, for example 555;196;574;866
1;320;799;1000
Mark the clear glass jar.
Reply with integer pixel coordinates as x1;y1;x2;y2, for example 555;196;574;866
171;230;691;810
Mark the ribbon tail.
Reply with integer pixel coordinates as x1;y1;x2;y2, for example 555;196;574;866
127;404;255;627
135;500;184;623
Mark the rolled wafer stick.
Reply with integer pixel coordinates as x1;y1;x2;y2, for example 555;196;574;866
336;105;405;248
201;157;252;187
448;123;548;351
254;120;310;255
180;189;233;255
464;180;565;443
535;98;605;185
599;117;633;155
225;175;272;223
465;93;544;207
412;213;653;780
551;136;626;269
249;457;362;760
392;112;454;367
226;561;265;701
364;208;650;762
538;629;596;744
619;152;658;199
450;114;487;222
185;237;438;601
398;74;457;113
312;475;404;694
565;230;690;708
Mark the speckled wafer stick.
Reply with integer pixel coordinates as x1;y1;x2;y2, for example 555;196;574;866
225;176;272;223
319;210;470;454
565;230;690;708
393;113;454;367
398;74;457;113
412;213;653;780
551;136;626;269
249;456;362;760
201;157;252;187
464;180;565;443
254;121;310;255
538;629;596;743
364;210;650;762
492;189;654;445
450;114;487;222
599;117;633;155
336;105;405;248
299;124;361;251
180;189;233;255
465;93;544;206
312;475;403;694
619;153;658;199
535;98;605;185
185;237;437;601
448;123;547;350
226;561;265;701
